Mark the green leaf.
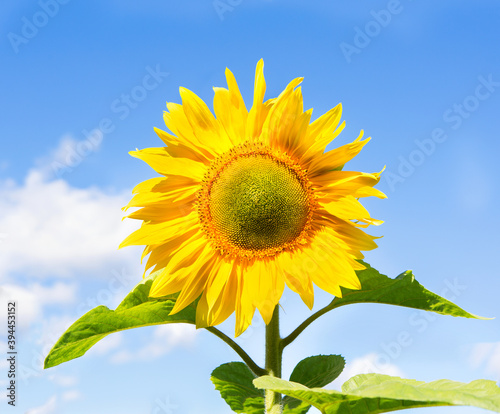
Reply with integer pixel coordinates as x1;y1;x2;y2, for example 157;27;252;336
333;263;487;319
289;355;345;388
254;374;500;414
210;362;311;414
282;264;489;350
282;355;346;414
211;362;264;414
283;398;314;414
44;272;196;369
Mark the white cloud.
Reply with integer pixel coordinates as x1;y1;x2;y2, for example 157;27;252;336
469;342;500;379
0;164;139;281
469;342;495;368
110;324;197;364
331;353;405;390
0;286;70;337
25;395;57;414
109;349;133;365
35;134;104;179
62;390;82;401
48;374;78;387
0;283;76;329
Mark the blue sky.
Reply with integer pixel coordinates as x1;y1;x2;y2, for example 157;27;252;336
1;1;499;413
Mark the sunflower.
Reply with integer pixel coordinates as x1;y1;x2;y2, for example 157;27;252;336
120;60;385;336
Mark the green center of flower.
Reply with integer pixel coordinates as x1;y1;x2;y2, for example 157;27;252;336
209;155;310;251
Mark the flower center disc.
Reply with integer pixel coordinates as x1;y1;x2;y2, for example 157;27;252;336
209;155;310;251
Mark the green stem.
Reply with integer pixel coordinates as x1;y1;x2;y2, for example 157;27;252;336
265;306;283;414
205;326;267;377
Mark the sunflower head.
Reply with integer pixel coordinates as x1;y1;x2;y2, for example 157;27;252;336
198;141;316;259
120;60;386;336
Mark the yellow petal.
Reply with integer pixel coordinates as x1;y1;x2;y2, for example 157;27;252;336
178;87;232;154
144;228;199;273
303;104;344;160
235;263;256;337
247;259;284;325
307;104;343;145
125;202;194;223
263;80;310;156
322;219;378;252
213;87;246;146
119;212;198;248
314;170;379;188
308;133;370;177
171;246;217;314
279;252;314;309
226;68;247;112
204;262;239;326
205;259;233;311
179;87;219;132
131;175;198;195
124;187;197;211
179;88;232;154
246;59;267;140
323;195;371;222
313;235;362;290
130;147;206;180
211;67;248;146
149;236;207;297
154;127;211;165
168;236;208;274
195;291;210;329
164;102;219;159
354;186;387;199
